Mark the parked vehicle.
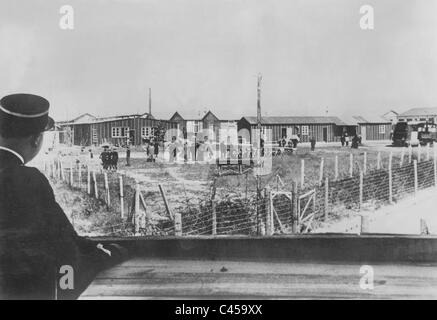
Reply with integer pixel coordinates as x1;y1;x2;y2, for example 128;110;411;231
393;121;437;146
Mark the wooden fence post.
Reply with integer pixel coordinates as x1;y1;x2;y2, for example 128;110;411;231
324;177;329;221
87;166;91;195
349;153;353;178
159;184;174;220
426;143;430;161
319;158;324;186
400;148;405;167
59;160;63;181
265;187;273;236
139;193;152;234
211;177;217;235
334;155;339;181
174;212;182;236
119;175;125;218
434;146;437;188
292;181;299;233
363;152;367;175
93;171;98;199
377;152;381;170
413;160;418;196
104;172;110;207
69;161;73;187
388;152;393;204
359;171;364;210
78;164;82;190
134;181;140;234
300;159;305;189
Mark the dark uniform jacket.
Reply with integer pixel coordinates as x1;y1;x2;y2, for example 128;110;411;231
0;149;118;300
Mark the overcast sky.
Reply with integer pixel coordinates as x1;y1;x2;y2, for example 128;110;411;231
1;0;437;121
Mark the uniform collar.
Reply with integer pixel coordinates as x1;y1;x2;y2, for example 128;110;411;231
0;146;25;164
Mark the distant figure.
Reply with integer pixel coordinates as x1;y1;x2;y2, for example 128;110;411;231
126;145;131;166
291;134;299;149
154;139;159;160
340;135;345;147
147;139;155;162
169;136;178;163
310;136;316;151
100;147;109;170
351;135;359;149
111;148;119;170
260;135;265;157
89;149;94;159
344;133;349;147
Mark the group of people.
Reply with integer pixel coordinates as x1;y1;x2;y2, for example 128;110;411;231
341;133;362;149
100;147;119;170
143;138;160;162
168;135;214;163
277;134;301;154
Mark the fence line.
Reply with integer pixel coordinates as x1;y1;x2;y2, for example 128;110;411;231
42;146;437;237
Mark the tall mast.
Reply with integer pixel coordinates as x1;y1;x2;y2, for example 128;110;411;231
148;88;152;115
257;74;262;131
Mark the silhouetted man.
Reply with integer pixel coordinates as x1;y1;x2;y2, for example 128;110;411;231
0;94;127;300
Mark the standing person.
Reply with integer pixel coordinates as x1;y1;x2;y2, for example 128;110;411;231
310;136;316;151
100;147;109;170
291;134;298;150
112;147;119;170
344;133;349;147
89;149;94;159
169;136;177;163
280;136;286;154
126;145;131;166
351;135;359;149
153;138;159;162
108;148;115;170
340;134;345;147
0;94;127;300
147;139;155;162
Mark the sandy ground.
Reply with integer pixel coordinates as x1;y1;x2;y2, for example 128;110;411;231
315;187;437;235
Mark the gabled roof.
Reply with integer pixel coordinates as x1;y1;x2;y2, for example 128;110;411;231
340;115;391;125
169;111;184;121
170;110;220;121
92;112;154;124
399;107;437;117
201;110;219;122
240;116;348;126
357;115;391;123
383;110;399;116
57;112;154;125
56;113;97;125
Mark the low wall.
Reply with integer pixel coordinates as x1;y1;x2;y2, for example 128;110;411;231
91;234;437;263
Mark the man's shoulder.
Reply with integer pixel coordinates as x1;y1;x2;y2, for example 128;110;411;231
2;165;50;186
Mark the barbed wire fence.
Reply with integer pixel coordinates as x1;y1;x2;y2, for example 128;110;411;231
41;143;437;237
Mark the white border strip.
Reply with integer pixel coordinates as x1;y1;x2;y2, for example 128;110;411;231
0;104;48;118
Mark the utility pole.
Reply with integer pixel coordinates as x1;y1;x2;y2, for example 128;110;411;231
256;73;262;235
257;74;262;132
148;88;152;116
